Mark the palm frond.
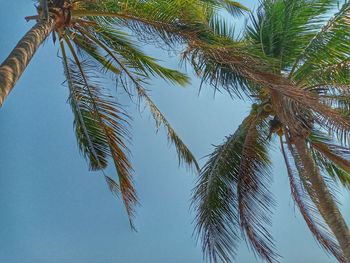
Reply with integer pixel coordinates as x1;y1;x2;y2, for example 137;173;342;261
237;117;278;263
309;131;350;188
221;0;249;16
269;84;350;146
71;24;189;87
70;32;122;76
192;114;254;263
92;25;189;84
63;36;138;226
291;2;350;82
201;0;249;16
246;0;339;70
280;137;345;262
289;135;350;263
185;37;350;146
193;111;277;263
137;87;199;171
61;39;108;170
301;61;350;88
72;0;212;47
183;42;263;98
315;86;350;115
208;15;237;40
70;27;199;171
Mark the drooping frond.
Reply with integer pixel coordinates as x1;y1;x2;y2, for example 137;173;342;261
63;37;138;226
237;117;278;263
193;114;254;263
61;39;109;170
70;28;141;95
193;110;277;263
137;88;199;171
280;137;345;262
31;0;215;228
309;131;350;188
69;27;199;171
288;134;350;262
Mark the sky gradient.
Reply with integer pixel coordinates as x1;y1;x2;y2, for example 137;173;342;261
1;1;350;263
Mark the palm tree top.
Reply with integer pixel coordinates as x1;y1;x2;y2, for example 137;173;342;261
21;0;237;227
189;0;350;262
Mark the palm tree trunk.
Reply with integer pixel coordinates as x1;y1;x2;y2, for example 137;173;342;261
294;139;350;262
0;20;53;106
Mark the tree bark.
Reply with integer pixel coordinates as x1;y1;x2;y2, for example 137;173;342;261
294;140;350;262
0;20;53;106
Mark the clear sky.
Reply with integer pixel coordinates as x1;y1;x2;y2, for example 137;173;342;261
1;1;350;263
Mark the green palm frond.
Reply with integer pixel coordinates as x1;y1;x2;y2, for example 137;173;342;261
89;25;189;84
183;43;263;98
301;63;350;90
72;0;212;47
315;85;350;115
61;40;109;170
69;27;198;171
221;0;249;16
52;0;209;227
70;25;189;87
23;0;209;228
193;114;254;263
246;0;338;70
280;137;345;262
62;36;137;226
181;0;350;139
237;117;277;263
185;41;350;144
309;131;350;188
137;88;199;171
70;32;122;76
291;2;350;83
193;110;277;263
208;15;237;40
201;0;249;16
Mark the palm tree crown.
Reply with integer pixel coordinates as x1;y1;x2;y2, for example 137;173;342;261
189;1;350;262
1;0;231;227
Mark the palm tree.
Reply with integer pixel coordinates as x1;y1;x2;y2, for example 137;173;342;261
1;0;230;226
0;0;249;227
188;0;350;262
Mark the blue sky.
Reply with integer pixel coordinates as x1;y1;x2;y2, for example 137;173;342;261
0;1;350;263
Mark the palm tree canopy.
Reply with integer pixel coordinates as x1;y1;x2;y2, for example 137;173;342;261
23;0;241;226
190;0;350;262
